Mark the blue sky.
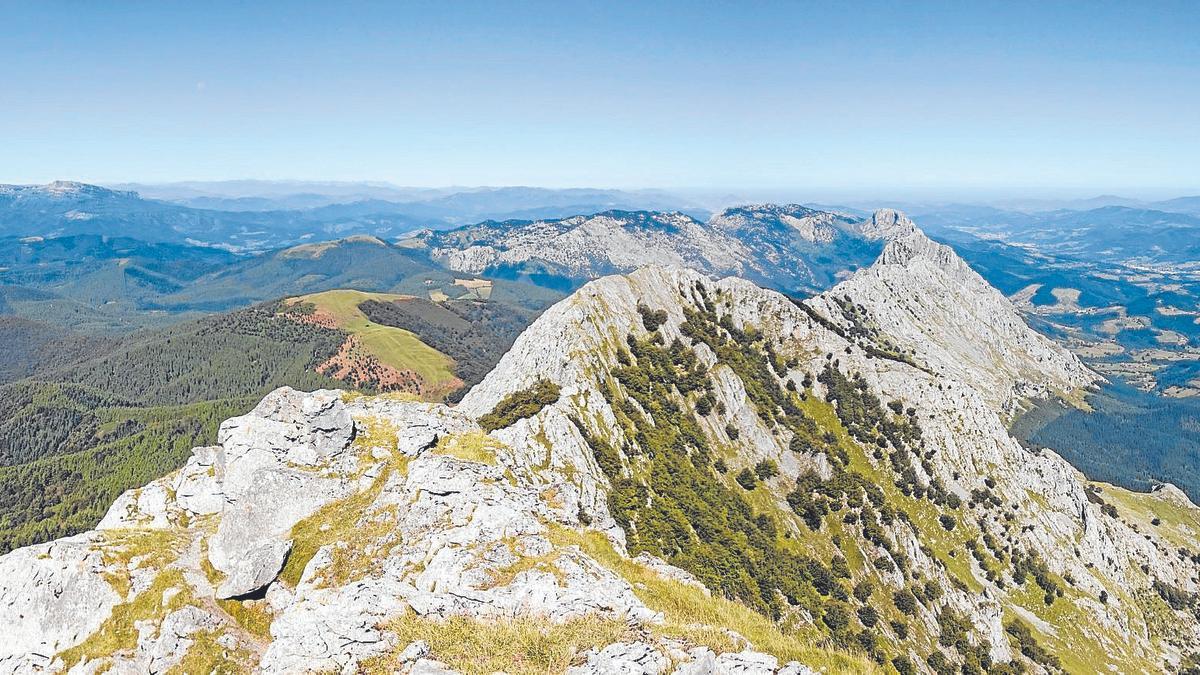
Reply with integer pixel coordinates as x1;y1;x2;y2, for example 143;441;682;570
1;1;1197;197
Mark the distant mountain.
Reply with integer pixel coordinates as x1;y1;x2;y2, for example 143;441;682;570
0;181;273;249
384;186;709;223
152;235;560;312
913;204;1200;266
0;233;238;302
1152;195;1200;215
108;180;453;210
0;182;439;251
408;204;884;294
4;181;709;252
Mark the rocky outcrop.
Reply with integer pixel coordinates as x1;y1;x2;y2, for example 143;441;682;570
456;256;1199;670
0;533;118;673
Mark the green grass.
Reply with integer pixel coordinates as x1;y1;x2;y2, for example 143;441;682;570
1096;481;1200;551
288;289;458;392
166;629;255;674
216;598;273;639
58;566;194;669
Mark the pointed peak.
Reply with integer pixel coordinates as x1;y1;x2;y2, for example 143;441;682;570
855;208;918;241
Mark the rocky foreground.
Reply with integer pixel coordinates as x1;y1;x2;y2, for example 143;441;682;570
4;212;1200;674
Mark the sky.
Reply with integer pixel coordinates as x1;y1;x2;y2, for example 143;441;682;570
1;1;1198;199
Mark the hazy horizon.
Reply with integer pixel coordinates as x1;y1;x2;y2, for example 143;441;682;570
3;2;1198;194
6;177;1198;207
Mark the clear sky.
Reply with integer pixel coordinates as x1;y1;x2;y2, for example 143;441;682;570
1;1;1197;198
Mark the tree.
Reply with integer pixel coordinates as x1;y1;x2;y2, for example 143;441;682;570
735;468;757;490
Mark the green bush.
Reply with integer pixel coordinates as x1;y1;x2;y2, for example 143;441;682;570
1006;619;1061;671
754;459;779;480
893;588;917;614
892;654;916;675
736;468;758;490
637;305;668;331
479;379;561;432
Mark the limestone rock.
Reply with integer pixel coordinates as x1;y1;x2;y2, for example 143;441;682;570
567;642;669;675
0;534;119;674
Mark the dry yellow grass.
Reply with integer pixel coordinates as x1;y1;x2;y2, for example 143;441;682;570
430;431;502;464
365;612;635;675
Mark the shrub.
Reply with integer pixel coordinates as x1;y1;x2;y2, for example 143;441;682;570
1005;619;1061;670
852;579;874;602
735;468;758;490
725;423;740;440
479;379;561;432
893;588;917;614
938;514;956;531
892;655;916;675
822;603;851;632
637;305;669;331
754;459;779;480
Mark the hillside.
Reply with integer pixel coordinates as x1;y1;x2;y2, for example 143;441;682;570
358;294;540;393
4;213;1199;673
0;302;348;553
0;289;546;554
283;289;462;398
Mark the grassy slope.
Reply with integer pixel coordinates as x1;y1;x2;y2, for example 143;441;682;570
287;289;458;391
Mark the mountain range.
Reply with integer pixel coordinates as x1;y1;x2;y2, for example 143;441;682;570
5;212;1200;673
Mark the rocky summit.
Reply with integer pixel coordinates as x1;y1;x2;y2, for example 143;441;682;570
3;212;1200;674
407;205;883;294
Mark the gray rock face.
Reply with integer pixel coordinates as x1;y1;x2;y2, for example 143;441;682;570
633;553;710;595
807;210;1100;416
409;205;875;294
205;388;357;598
0;534;118;674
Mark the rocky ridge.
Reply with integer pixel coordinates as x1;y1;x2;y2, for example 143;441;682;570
2;211;1199;673
408;205;881;294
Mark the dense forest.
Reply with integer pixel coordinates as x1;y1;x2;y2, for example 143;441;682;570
0;302;349;553
1013;381;1200;500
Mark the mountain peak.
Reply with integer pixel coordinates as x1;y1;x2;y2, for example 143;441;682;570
853;208;918;241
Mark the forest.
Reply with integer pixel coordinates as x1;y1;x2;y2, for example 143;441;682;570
0;302;349;553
